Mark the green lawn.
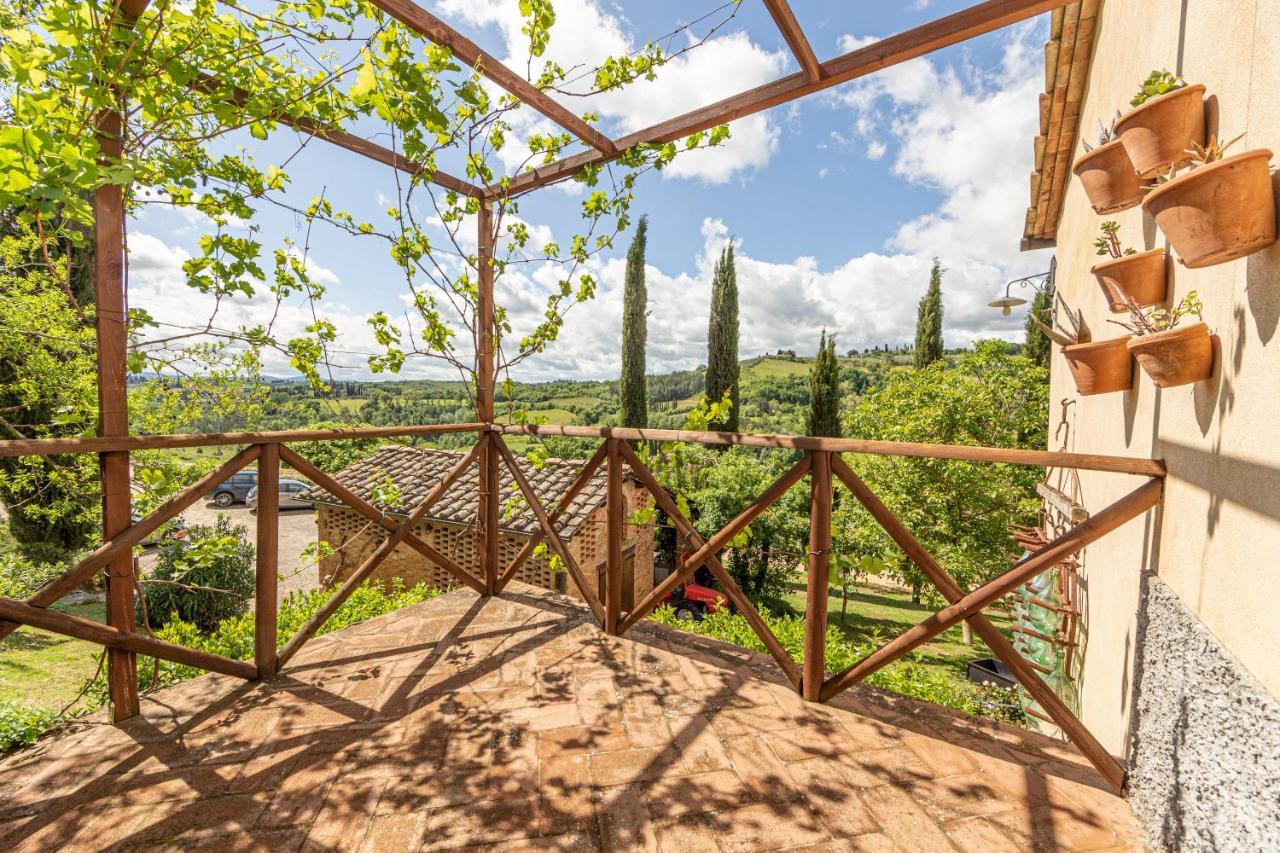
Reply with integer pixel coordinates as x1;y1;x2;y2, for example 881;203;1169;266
0;601;106;711
773;578;1010;687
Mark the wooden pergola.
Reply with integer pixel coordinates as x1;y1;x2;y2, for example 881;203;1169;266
0;0;1164;795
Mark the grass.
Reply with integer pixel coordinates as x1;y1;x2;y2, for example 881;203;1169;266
0;601;106;711
773;578;1010;687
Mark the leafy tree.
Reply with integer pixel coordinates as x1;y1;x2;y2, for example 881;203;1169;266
138;516;255;632
706;245;740;431
0;229;99;561
620;215;648;428
1024;283;1054;370
913;258;944;369
806;330;841;438
839;340;1048;603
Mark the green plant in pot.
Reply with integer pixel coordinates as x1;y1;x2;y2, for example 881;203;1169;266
1114;70;1206;177
1072;113;1144;214
1031;303;1133;396
1143;134;1277;268
1113;291;1214;388
1090;221;1168;313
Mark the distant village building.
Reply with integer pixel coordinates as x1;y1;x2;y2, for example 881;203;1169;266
303;445;655;609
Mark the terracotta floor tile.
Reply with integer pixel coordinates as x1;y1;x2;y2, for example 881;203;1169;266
0;585;1140;852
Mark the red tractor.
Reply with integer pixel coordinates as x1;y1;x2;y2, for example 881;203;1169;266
664;559;728;621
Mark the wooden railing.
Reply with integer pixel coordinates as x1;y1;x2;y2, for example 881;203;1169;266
0;421;1164;792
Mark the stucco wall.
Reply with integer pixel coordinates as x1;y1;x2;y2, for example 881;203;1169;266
1047;0;1280;757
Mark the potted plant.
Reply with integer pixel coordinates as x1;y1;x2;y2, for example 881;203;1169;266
1091;221;1167;313
1073;115;1144;214
1114;71;1206;177
1143;134;1277;268
1031;307;1133;396
1113;291;1213;387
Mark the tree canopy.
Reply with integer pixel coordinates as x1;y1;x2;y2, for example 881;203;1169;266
913;258;944;369
706;244;740;432
620;215;648;428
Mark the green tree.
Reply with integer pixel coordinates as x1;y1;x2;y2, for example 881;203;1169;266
1024;283;1054;370
0;228;99;561
839;341;1048;603
913;258;944;369
620;215;648;428
706;245;740;431
806;330;841;438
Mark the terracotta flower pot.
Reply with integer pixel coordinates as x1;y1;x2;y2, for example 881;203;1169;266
1127;322;1213;388
1114;84;1206;177
1143;149;1277;268
1063;338;1133;396
1072;140;1145;214
1091;249;1168;313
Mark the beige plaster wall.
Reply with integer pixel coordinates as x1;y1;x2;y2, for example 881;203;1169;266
1047;0;1280;755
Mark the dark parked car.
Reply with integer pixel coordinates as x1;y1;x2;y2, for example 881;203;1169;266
208;471;258;507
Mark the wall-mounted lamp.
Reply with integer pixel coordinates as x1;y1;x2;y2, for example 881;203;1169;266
988;259;1055;316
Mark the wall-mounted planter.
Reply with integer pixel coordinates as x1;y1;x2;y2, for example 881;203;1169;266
1092;249;1168;313
1114;84;1206;177
1063;337;1134;395
1143;149;1277;268
1073;140;1145;213
1127;322;1213;387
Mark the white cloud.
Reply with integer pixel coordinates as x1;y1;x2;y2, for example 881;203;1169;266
435;0;786;184
833;22;1047;269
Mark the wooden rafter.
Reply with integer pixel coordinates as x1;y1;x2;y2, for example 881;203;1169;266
762;0;822;82
192;74;482;198
488;0;1076;198
365;0;618;156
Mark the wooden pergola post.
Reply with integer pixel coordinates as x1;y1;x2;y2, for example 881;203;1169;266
476;201;498;595
254;442;279;678
94;104;139;723
803;450;832;701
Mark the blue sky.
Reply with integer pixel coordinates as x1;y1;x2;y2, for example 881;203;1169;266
128;0;1055;381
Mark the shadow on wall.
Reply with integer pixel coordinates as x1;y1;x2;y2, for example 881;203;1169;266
1157;439;1280;537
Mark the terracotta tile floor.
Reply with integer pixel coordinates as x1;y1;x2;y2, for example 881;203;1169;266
0;585;1144;851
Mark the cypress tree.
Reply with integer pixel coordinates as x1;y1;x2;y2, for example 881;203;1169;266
913;257;944;369
620;216;648;428
806;330;841;438
705;244;740;431
1024;283;1053;370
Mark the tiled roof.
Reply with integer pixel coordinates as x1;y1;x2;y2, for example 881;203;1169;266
300;445;606;538
1023;0;1100;246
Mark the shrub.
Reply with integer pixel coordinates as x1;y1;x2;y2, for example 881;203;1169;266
92;579;437;704
649;606;1024;725
0;554;65;599
138;516;255;631
0;701;66;752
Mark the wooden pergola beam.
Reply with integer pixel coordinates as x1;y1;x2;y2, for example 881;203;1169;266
365;0;618;156
762;0;822;82
489;0;1075;198
192;74;482;198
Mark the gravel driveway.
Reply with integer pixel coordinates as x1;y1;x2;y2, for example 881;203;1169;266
138;501;322;610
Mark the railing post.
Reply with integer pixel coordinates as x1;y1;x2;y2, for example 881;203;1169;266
605;438;623;634
803;450;832;701
255;443;279;678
